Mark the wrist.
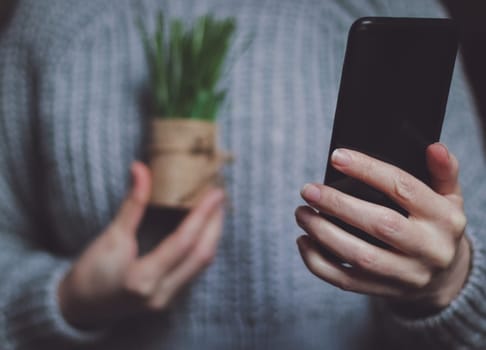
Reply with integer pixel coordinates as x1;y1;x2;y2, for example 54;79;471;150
433;236;472;308
57;269;79;327
389;236;472;318
58;268;104;330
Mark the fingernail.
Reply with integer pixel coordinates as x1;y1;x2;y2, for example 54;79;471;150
331;149;351;166
301;184;321;202
295;207;311;226
436;143;450;160
296;235;309;248
296;236;304;247
295;236;302;245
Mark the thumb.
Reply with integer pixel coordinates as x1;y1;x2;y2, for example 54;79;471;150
426;143;461;196
113;161;152;235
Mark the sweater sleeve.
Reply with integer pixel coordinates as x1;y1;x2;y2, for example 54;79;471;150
374;58;486;349
0;42;101;349
376;232;486;349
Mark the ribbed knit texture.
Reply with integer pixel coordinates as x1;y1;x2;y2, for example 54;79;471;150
0;0;485;349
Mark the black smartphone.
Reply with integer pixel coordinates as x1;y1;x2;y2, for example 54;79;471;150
323;17;458;246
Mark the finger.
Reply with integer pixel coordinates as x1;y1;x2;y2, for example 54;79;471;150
295;207;430;287
426;143;461;196
113;161;152;235
329;148;445;218
297;184;426;255
297;235;404;297
149;206;224;308
126;188;225;294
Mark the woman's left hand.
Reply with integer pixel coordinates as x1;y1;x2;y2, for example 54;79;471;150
295;143;471;315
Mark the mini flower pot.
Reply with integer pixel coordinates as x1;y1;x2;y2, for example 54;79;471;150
148;118;225;209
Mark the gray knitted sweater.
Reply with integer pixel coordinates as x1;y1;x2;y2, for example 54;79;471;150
0;0;485;349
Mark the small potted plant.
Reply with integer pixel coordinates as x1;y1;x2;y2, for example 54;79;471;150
140;13;235;208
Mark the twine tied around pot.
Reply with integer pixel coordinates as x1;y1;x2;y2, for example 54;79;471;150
148;118;232;209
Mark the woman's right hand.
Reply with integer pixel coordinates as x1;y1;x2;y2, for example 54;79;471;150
58;161;225;329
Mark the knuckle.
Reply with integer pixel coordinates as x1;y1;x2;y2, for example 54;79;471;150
452;195;464;209
353;249;377;271
145;280;172;311
408;270;432;289
427;240;456;270
123;267;155;299
430;244;455;269
146;294;170;311
374;211;402;238
123;277;152;299
446;211;467;235
393;173;415;202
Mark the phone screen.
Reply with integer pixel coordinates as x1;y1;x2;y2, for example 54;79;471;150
324;17;458;246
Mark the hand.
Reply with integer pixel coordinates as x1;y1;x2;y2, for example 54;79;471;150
58;161;225;329
295;143;471;316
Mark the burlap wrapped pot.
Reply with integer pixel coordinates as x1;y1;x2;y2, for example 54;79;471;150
148;118;226;209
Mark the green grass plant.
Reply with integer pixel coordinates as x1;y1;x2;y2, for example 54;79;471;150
139;12;236;122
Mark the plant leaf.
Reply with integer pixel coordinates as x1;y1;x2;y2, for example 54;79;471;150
138;13;242;121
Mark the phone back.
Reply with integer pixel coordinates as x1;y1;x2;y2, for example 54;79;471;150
324;17;458;245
